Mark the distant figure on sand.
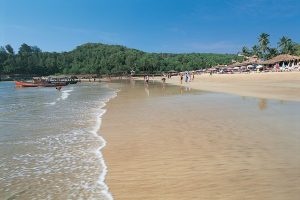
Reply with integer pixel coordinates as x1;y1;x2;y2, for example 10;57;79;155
275;63;280;72
185;72;189;83
145;75;149;84
180;74;183;84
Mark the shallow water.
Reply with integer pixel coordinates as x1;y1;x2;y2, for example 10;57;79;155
1;79;300;200
102;79;300;200
0;81;117;200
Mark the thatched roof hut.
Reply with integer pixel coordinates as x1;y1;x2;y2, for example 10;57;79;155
261;54;300;65
227;62;241;68
227;60;256;68
226;55;262;68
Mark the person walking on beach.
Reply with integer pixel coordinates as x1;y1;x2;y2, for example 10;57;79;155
145;75;149;84
180;73;183;84
185;72;188;83
275;63;279;72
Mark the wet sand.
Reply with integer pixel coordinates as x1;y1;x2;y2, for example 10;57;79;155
159;72;300;102
101;80;300;200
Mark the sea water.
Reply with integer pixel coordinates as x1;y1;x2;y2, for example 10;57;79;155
0;81;117;200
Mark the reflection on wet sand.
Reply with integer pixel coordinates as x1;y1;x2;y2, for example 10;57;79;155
144;84;150;96
258;99;268;111
102;80;300;200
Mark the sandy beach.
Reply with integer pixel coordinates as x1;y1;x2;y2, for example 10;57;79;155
159;72;300;102
101;80;300;200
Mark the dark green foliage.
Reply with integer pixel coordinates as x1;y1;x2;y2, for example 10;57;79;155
241;33;299;59
258;33;270;57
0;42;241;76
295;44;300;56
266;48;279;59
5;45;14;55
278;36;297;55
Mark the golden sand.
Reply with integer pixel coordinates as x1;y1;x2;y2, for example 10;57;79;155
161;72;300;102
101;81;300;200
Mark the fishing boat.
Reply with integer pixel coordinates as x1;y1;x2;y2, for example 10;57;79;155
15;80;68;87
67;80;78;84
15;81;38;87
42;81;68;87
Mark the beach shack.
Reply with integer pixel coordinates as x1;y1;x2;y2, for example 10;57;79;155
261;54;300;71
226;55;262;73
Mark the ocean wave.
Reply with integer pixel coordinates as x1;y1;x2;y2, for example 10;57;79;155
1;84;119;199
44;101;56;106
45;87;74;106
61;88;73;100
91;90;118;200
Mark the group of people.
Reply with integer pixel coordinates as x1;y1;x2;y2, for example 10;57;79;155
180;71;195;84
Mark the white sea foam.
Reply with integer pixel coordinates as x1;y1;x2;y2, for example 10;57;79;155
44;101;56;106
45;87;74;106
1;83;119;199
61;88;73;100
90;90;118;200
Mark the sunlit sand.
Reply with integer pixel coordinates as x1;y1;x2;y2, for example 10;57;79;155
101;81;300;200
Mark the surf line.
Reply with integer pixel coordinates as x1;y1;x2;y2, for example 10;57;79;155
91;91;118;200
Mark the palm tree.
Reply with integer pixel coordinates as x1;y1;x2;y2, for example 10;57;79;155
258;33;270;57
241;46;251;57
252;45;261;58
278;36;295;55
266;48;278;59
295;44;300;56
278;36;289;53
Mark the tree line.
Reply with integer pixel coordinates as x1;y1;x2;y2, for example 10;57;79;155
0;43;242;76
2;35;298;77
241;33;300;59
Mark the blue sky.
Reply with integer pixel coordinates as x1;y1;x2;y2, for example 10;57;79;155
1;0;300;53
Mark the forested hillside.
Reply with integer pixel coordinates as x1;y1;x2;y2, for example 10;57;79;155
0;43;242;76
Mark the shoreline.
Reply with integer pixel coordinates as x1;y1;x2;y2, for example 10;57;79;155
149;71;300;102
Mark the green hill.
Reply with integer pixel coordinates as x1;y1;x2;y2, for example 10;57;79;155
0;43;242;76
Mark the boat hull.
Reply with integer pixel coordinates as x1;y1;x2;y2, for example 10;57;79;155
15;81;38;87
15;81;68;87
